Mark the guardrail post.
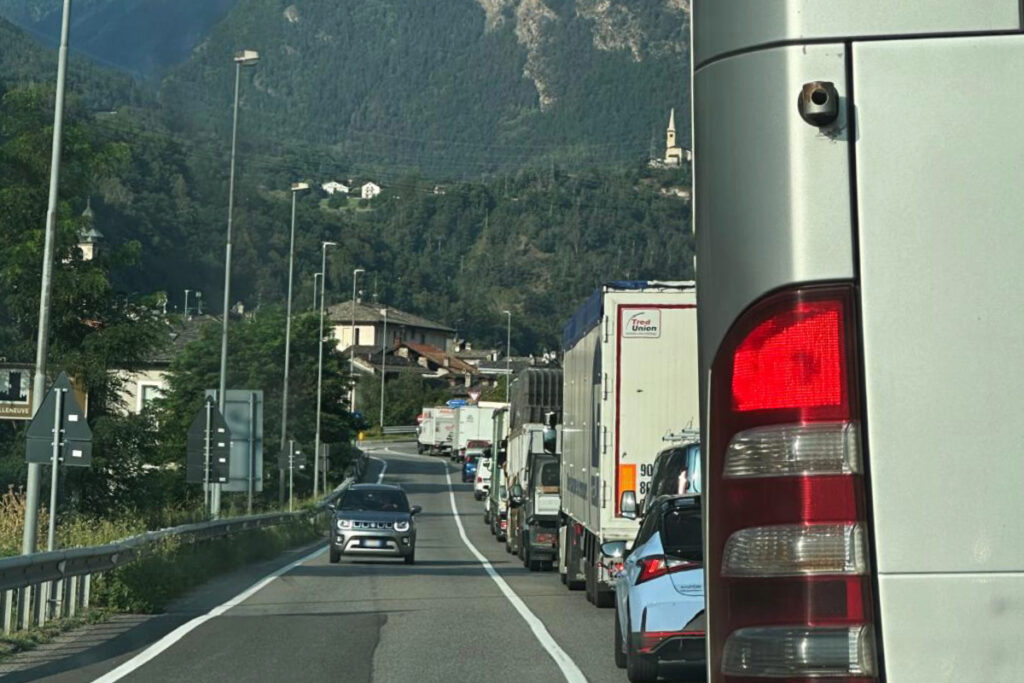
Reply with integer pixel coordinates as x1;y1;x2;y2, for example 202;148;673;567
55;579;65;618
19;586;32;630
36;583;48;626
68;576;78;617
2;589;13;634
82;573;91;609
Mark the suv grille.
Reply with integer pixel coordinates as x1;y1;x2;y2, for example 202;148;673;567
353;520;394;530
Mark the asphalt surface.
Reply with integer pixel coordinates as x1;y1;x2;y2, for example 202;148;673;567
1;442;691;683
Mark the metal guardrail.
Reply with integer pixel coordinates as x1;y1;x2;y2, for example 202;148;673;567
382;425;417;434
0;451;368;635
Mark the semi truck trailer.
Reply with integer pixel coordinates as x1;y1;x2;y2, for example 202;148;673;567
559;281;699;607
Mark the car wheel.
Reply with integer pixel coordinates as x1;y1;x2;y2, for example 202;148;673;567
626;622;659;683
614;605;627;669
329;548;341;564
404;550;416;565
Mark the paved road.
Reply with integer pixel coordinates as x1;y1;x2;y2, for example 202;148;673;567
3;442;692;682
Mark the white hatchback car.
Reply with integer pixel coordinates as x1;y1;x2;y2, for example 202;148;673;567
608;495;705;683
473;456;492;500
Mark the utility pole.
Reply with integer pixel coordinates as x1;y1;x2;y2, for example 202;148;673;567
503;310;512;403
379;308;388;431
350;268;364;410
279;182;308;507
313;241;337;499
23;0;72;555
214;49;259;518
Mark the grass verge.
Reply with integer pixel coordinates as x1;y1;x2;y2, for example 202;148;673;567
0;609;109;663
93;519;322;613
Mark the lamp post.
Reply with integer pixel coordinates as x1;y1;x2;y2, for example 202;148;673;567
214;48;259;518
279;182;308;506
379;308;388;431
22;0;72;554
503;310;512;402
313;272;322;310
313;240;337;499
184;289;191;318
350;268;365;410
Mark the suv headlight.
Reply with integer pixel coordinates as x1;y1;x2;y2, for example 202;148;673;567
394;520;410;532
337;519;352;530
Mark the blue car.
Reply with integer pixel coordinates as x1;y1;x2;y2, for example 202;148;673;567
461;454;478;483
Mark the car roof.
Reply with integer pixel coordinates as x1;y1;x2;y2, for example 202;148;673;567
348;483;405;492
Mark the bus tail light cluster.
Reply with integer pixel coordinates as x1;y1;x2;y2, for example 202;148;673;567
708;286;879;682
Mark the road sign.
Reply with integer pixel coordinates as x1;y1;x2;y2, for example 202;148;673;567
26;373;92;466
0;364;33;420
205;390;263;494
468;390;481;403
186;398;231;484
277;442;306;469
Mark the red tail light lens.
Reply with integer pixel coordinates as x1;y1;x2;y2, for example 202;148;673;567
476;476;483;483
708;285;878;683
636;556;701;585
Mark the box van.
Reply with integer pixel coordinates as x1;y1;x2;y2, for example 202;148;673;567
693;2;1024;681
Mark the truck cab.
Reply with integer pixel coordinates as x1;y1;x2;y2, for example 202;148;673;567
693;2;1024;681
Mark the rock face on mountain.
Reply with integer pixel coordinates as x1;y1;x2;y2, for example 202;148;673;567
0;0;690;175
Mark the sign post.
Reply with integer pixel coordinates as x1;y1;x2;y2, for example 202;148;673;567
25;372;93;551
277;440;306;512
186;397;232;515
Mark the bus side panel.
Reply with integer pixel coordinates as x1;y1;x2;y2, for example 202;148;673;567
854;35;1024;681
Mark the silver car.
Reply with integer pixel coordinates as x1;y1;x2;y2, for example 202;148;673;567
328;484;421;565
608;495;704;683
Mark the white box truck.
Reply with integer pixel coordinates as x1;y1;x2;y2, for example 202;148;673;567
452;402;504;460
417;406;455;456
559;281;699;607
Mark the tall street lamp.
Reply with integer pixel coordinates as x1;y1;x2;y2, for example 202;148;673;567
313;272;322;310
214;48;259;517
23;0;72;555
350;268;365;410
313;240;337;499
379;307;388;431
503;310;512;402
279;182;308;506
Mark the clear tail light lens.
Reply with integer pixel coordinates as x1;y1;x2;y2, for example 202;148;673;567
708;285;879;682
722;523;867;577
724;422;861;479
722;625;877;678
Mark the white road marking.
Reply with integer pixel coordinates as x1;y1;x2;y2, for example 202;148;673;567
440;462;588;683
372;456;388;484
92;544;328;683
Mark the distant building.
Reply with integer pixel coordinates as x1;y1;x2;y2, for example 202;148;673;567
75;199;103;262
361;182;382;199
664;108;691;166
327;301;454;354
322;181;350;195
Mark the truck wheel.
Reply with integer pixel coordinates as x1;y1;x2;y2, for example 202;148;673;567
329;548;341;564
484;510;491;525
614;606;627;669
585;562;596;604
595;588;615;609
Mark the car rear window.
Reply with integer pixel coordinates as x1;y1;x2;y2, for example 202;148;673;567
339;489;410;513
661;507;702;562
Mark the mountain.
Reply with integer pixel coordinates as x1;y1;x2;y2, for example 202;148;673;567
0;0;238;77
159;0;691;176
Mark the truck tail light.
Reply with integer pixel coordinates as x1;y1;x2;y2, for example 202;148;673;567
708;285;879;682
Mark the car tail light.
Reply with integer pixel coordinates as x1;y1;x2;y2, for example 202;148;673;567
708;285;879;682
500;519;507;529
636;556;700;585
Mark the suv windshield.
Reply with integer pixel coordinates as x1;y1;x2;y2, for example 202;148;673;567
661;507;702;562
339;489;410;513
